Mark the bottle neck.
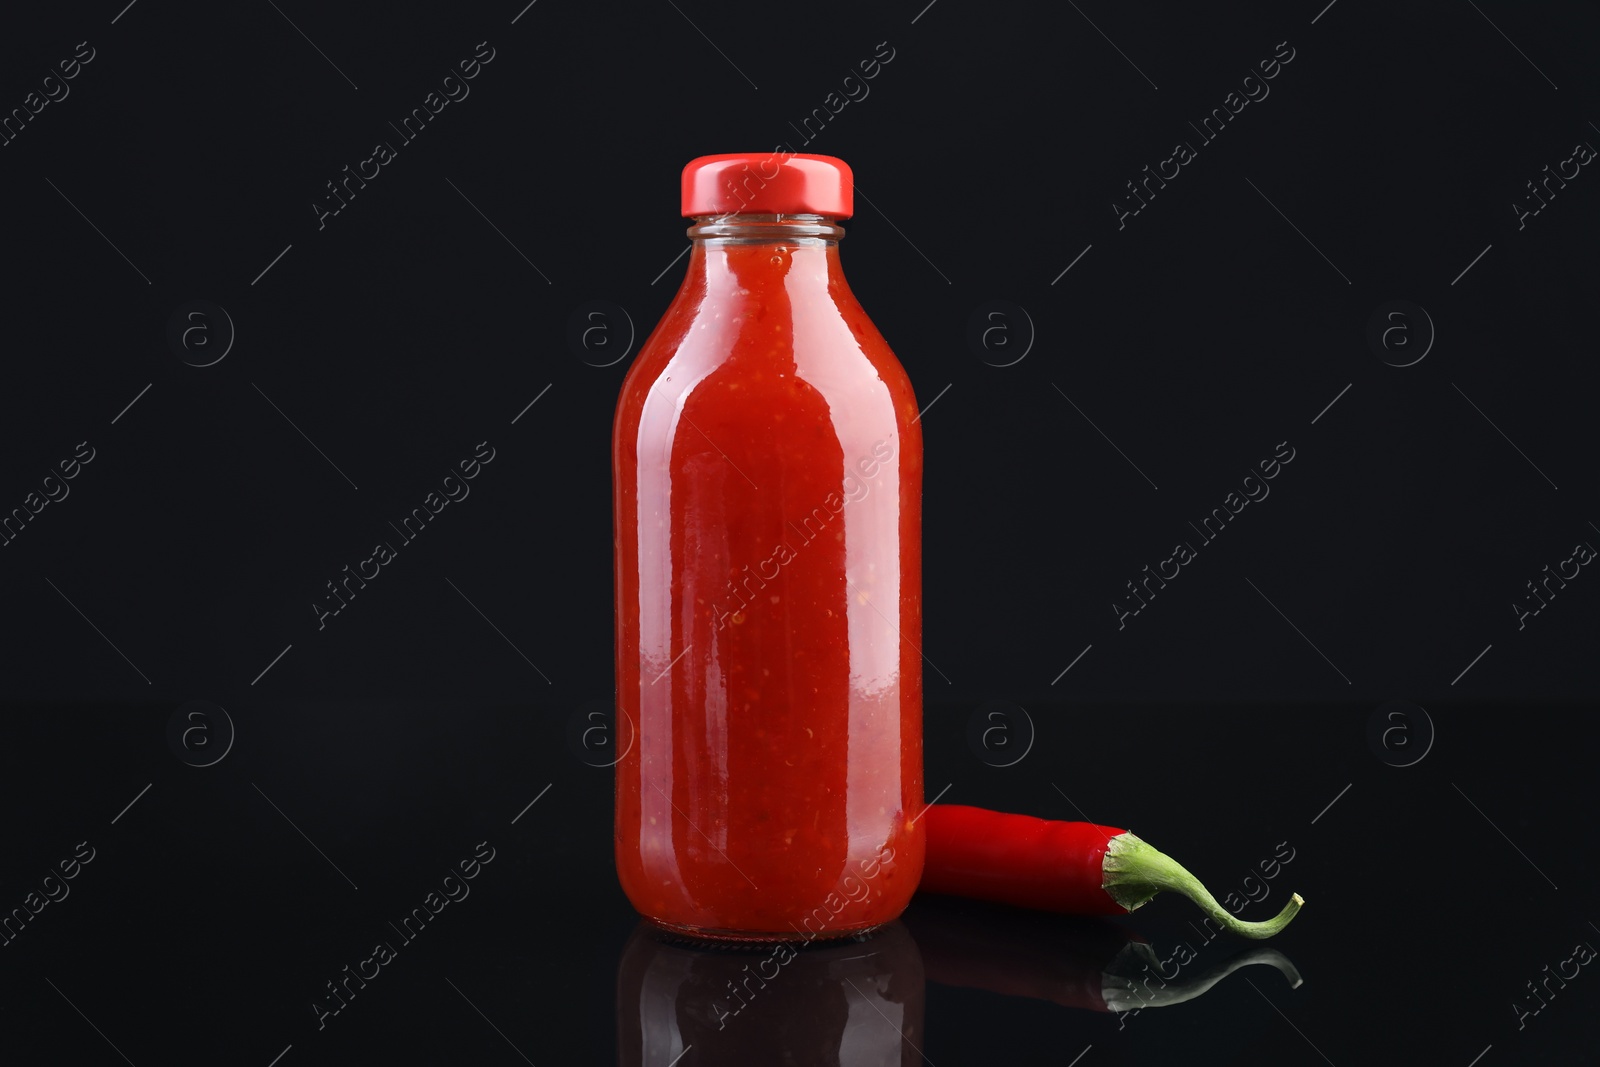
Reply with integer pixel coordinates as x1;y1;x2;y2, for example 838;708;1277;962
686;212;845;243
683;213;845;294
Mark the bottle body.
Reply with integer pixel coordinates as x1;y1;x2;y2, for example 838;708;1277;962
613;215;923;940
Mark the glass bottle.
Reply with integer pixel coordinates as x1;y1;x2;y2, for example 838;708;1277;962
613;153;924;940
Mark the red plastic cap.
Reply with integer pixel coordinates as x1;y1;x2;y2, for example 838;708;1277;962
682;153;853;219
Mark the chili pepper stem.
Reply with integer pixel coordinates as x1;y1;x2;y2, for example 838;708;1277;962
1101;833;1304;939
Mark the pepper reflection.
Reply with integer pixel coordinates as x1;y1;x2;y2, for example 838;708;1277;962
902;897;1302;1024
617;901;1303;1064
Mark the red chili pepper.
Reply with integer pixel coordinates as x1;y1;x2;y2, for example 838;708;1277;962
920;805;1304;939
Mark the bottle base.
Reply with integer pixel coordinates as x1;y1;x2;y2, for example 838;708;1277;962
645;917;885;946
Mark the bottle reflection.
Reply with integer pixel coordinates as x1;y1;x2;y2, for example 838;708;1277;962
617;901;1304;1063
616;920;925;1066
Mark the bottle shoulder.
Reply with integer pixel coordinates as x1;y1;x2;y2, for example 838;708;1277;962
616;277;916;437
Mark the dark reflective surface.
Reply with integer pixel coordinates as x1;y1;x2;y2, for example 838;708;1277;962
616;900;1311;1066
618;920;925;1065
5;700;1596;1066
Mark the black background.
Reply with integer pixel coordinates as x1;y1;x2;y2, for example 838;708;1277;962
2;0;1596;1063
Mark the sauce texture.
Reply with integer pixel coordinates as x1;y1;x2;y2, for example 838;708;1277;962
613;227;923;939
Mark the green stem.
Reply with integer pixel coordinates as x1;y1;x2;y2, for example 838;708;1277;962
1101;833;1304;940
